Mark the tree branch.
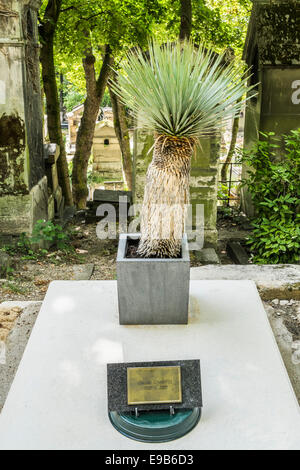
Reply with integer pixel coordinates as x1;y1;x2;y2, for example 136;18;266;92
96;44;113;97
60;6;77;13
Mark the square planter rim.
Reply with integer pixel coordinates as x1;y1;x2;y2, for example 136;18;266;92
117;233;190;263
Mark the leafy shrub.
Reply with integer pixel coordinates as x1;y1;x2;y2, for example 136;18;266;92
31;220;71;251
241;130;300;264
1;221;73;262
218;182;230;202
1;233;39;260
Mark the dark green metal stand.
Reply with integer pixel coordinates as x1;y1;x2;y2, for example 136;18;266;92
109;408;201;443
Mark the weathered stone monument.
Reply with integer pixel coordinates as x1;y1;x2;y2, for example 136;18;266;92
0;0;49;235
242;0;300;215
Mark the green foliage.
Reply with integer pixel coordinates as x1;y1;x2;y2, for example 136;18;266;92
101;89;112;108
3;221;72;260
191;0;251;55
31;220;71;251
218;205;232;218
53;0;165;61
87;168;106;185
44;0;252;118
218;182;230;202
2;234;40;260
112;41;252;139
63;83;85;112
2;281;27;295
218;180;241;206
17;233;33;254
162;0;251;56
241;130;300;264
63;83;112;112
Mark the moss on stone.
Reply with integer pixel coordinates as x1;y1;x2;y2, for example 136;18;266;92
256;2;300;65
0;113;28;195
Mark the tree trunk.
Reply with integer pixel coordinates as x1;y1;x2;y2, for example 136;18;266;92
138;136;193;258
108;71;133;191
221;102;241;184
179;0;192;41
39;1;73;207
72;45;112;209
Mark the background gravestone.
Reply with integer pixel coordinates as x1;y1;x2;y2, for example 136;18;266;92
242;0;300;216
0;0;49;235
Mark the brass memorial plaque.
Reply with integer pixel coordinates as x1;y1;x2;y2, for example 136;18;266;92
127;366;182;405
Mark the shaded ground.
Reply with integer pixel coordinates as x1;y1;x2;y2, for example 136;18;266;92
215;206;252;265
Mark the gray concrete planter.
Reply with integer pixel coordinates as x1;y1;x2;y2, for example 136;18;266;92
117;233;190;325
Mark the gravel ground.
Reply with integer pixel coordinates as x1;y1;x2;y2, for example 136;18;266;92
264;299;300;404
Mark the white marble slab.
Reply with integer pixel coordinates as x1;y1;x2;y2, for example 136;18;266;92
0;280;299;450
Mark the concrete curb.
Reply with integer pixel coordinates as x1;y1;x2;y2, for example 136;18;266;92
191;265;300;300
0;301;42;411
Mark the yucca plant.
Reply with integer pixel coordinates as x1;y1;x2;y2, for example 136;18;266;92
111;41;253;258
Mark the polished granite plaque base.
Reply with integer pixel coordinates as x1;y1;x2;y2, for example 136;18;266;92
107;360;202;442
107;360;202;413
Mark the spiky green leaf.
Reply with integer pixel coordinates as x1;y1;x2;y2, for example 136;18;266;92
110;41;256;139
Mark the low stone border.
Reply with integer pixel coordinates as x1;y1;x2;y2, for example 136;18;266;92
264;300;300;405
0;301;41;411
191;265;300;300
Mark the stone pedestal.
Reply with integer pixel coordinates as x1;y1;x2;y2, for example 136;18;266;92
117;234;190;325
0;0;48;234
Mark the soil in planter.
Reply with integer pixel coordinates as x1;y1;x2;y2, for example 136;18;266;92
125;238;182;259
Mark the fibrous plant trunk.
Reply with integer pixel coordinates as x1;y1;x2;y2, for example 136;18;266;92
138;136;194;258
